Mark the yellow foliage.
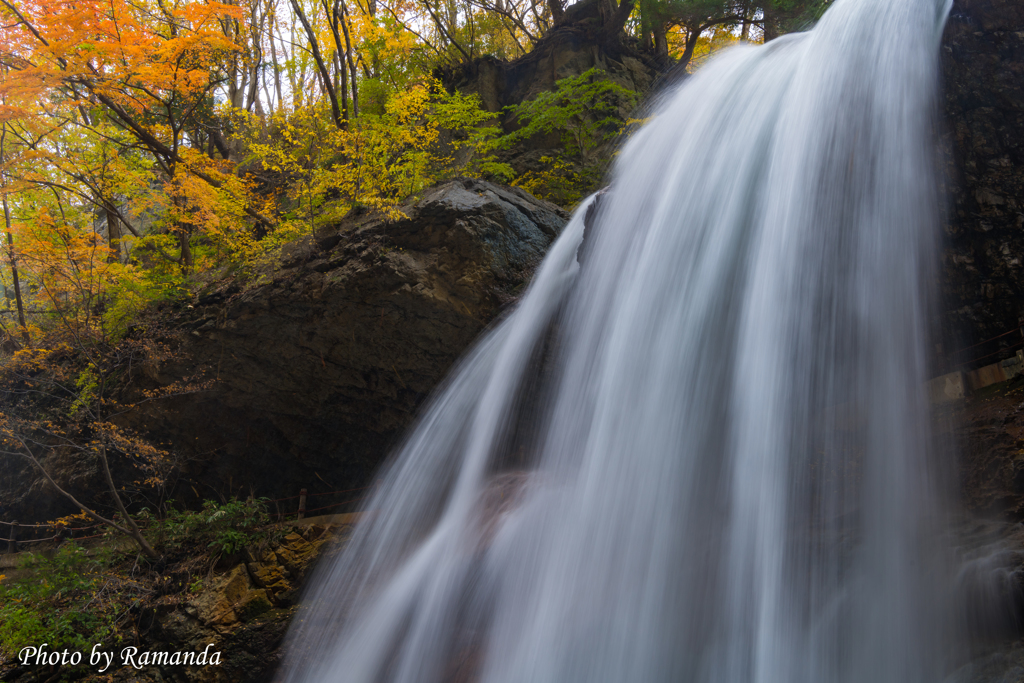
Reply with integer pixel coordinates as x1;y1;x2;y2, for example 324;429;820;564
239;81;503;267
511;156;590;207
675;26;744;71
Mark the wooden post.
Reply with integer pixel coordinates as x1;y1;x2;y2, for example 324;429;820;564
7;521;17;553
298;489;307;520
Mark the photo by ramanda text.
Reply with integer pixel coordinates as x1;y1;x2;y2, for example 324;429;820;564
17;643;222;672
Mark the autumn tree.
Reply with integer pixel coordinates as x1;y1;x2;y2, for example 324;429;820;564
0;0;272;269
0;215;202;560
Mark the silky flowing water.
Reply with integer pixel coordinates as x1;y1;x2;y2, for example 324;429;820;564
279;1;959;680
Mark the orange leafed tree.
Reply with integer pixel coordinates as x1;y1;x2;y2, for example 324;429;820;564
0;0;270;268
0;0;250;557
0;0;241;144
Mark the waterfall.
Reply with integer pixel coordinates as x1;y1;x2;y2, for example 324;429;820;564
279;0;956;681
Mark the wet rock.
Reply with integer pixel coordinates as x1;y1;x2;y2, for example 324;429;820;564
940;0;1024;360
948;519;1024;683
954;378;1024;517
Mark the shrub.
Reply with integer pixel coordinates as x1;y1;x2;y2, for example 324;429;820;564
0;544;118;662
159;497;273;557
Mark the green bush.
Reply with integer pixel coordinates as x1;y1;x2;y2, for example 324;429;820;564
0;544;117;661
159;497;273;556
497;68;641;206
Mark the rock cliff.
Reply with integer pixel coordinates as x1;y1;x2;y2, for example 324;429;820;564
941;0;1024;365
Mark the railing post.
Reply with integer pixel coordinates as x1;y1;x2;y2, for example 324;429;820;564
7;521;17;554
298;489;307;520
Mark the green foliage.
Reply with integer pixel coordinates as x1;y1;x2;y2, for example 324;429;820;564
213;529;251;555
100;257;189;339
69;367;98;416
0;544;117;661
767;0;834;31
501;69;640;162
159;497;273;556
498;69;640;205
639;0;736;30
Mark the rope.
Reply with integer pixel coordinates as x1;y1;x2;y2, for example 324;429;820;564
13;535;60;544
961;339;1024;368
303;497;366;514
268;485;371;503
2;488;375;539
4;532;107;548
307;486;371;498
280;496;367;518
951;325;1023;356
0;520;102;529
4;500;369;553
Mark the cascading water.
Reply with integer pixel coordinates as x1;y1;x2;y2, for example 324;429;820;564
279;0;957;680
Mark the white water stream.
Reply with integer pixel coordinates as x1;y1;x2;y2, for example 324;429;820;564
279;1;956;680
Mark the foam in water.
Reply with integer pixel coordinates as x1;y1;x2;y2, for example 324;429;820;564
278;0;955;680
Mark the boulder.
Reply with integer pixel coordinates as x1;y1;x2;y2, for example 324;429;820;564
126;179;567;507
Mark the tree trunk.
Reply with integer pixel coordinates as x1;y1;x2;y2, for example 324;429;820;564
547;0;564;25
172;202;194;271
678;26;701;69
340;0;359;117
337;52;349;120
600;0;637;41
246;57;263;115
0;125;28;344
446;0;457;31
641;12;652;52
326;0;351;122
96;442;159;560
234;65;248;109
271;15;285;110
2;197;28;344
762;1;779;42
653;21;668;61
105;204;121;264
289;0;345;128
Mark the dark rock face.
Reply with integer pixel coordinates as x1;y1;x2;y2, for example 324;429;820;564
953;380;1024;517
449;27;660;185
128;179;567;507
941;0;1024;363
454;34;658;118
